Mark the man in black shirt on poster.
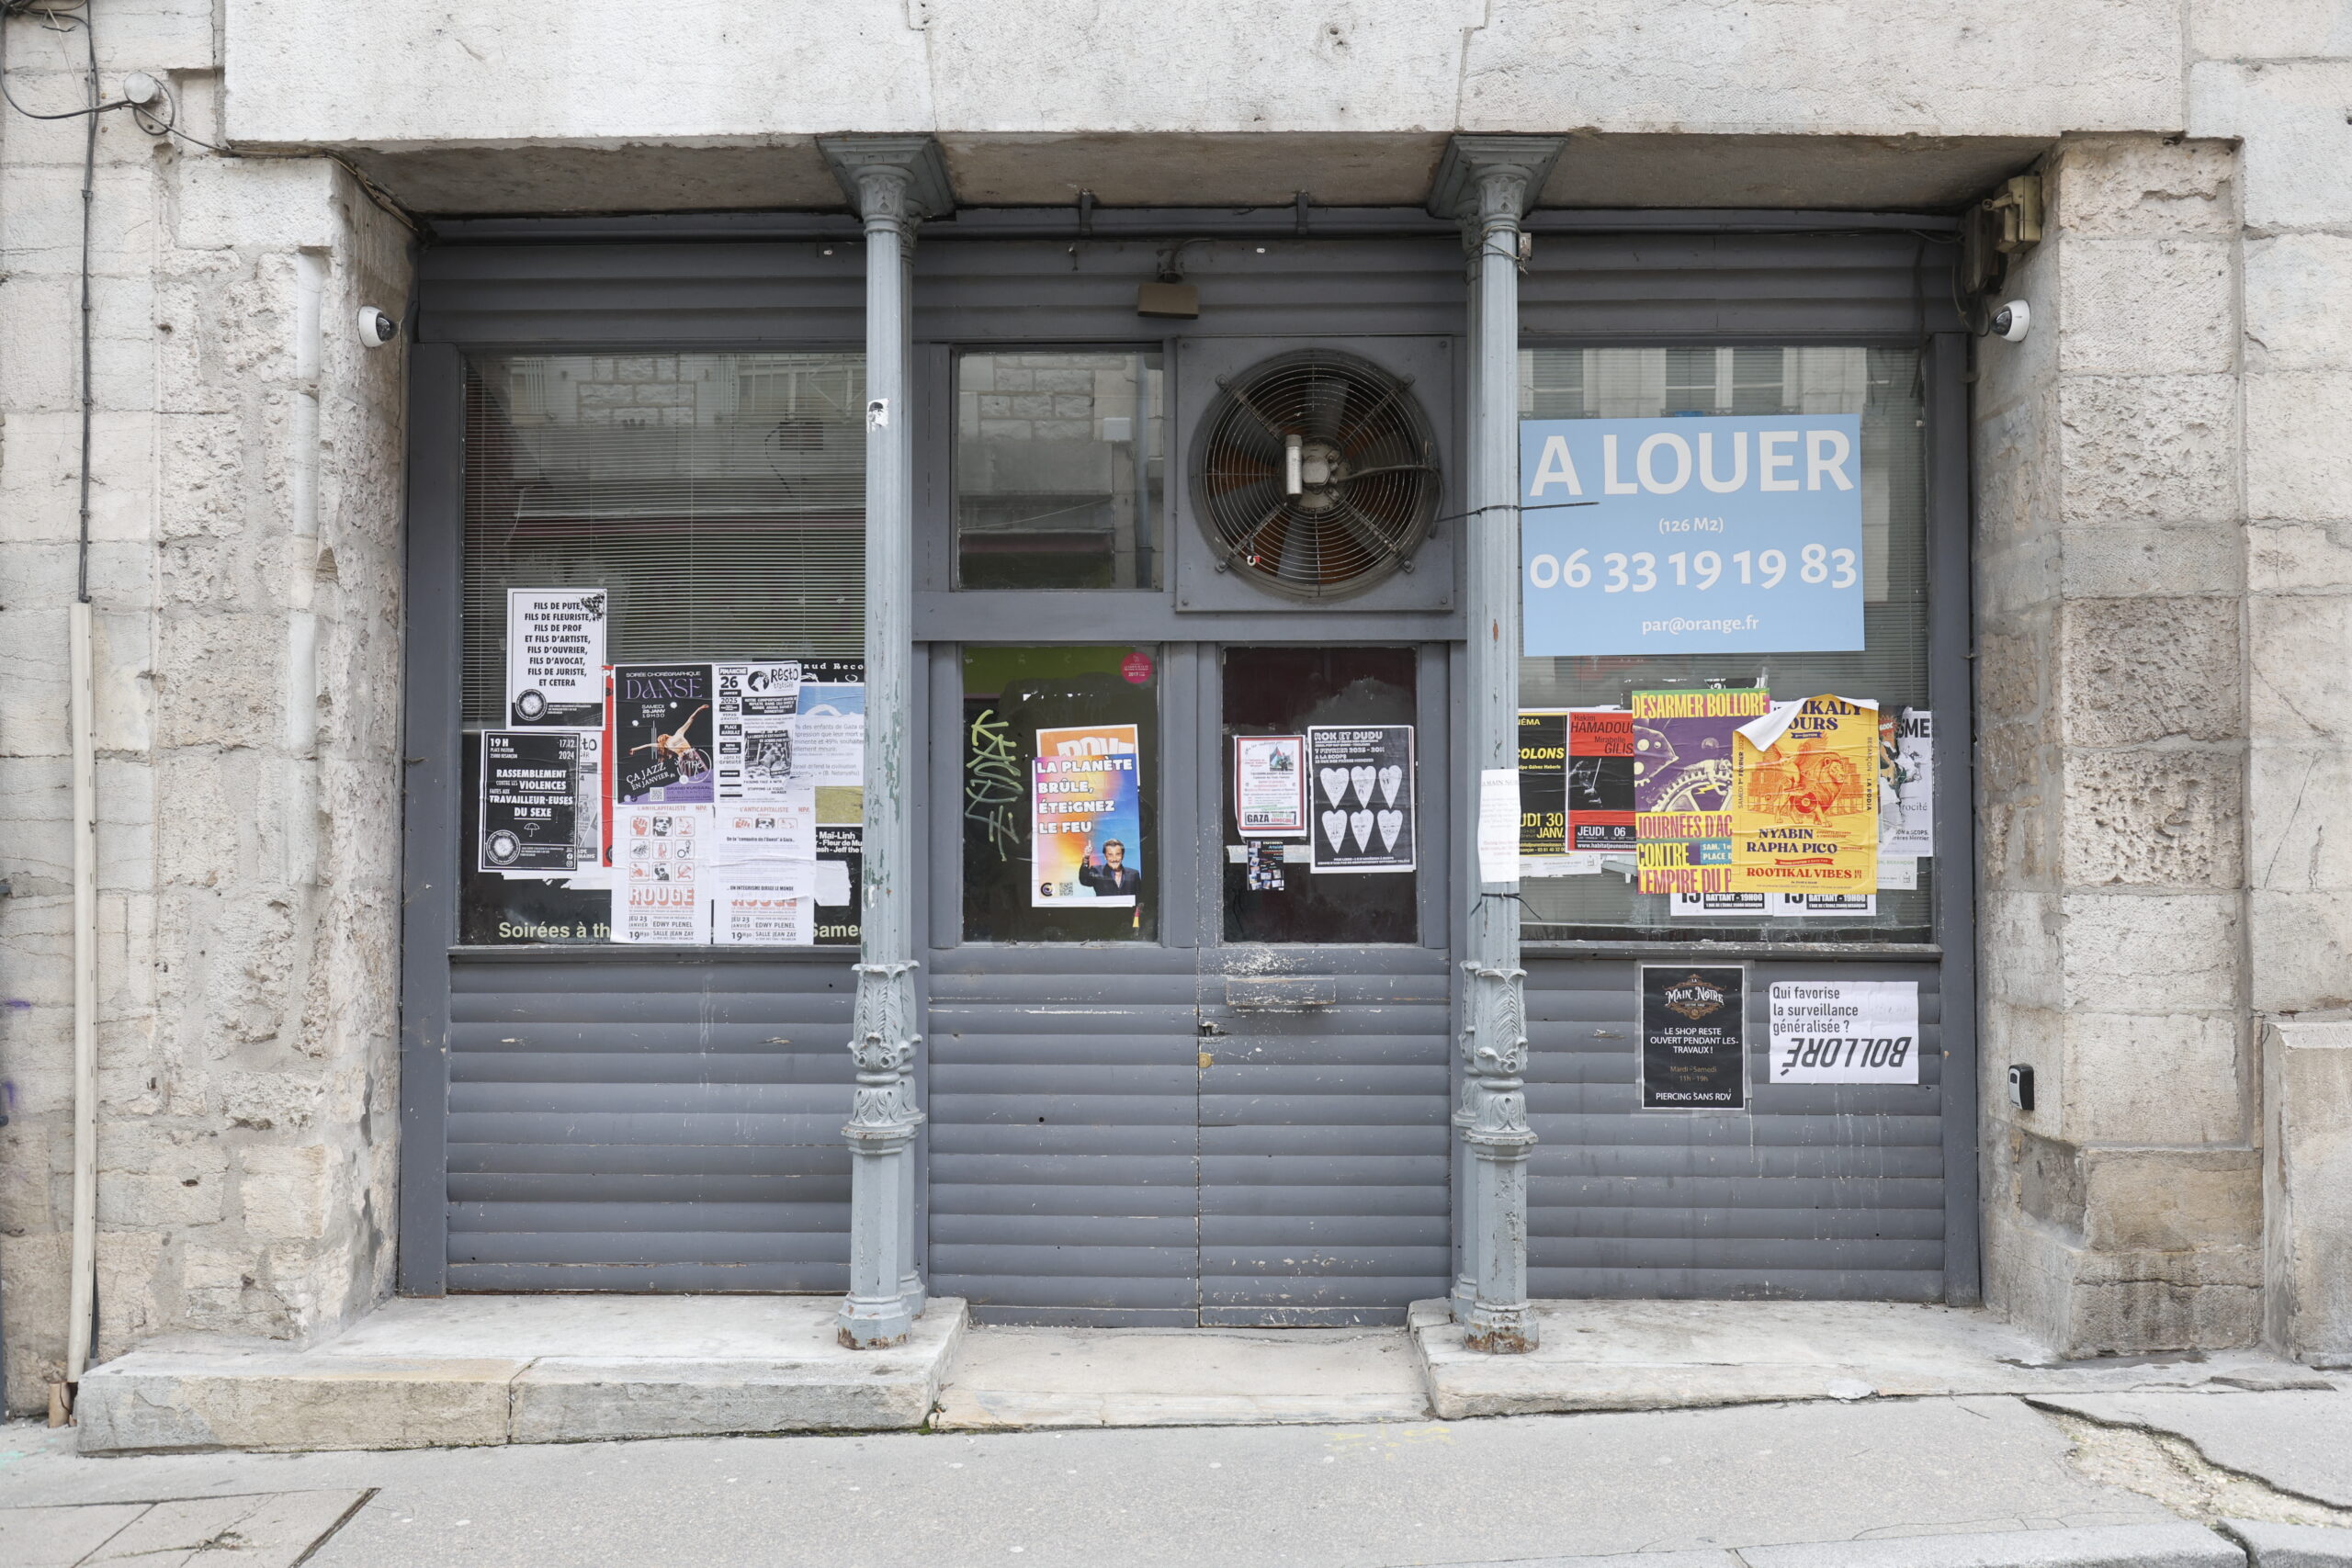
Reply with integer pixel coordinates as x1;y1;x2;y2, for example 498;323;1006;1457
1078;839;1141;897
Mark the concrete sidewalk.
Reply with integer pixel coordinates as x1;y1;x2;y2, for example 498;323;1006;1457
67;1295;2343;1455
73;1296;967;1453
16;1392;2352;1566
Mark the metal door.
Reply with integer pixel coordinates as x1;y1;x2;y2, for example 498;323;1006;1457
1189;644;1455;1325
926;641;1455;1324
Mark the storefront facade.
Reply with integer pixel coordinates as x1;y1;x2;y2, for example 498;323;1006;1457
5;0;2351;1414
395;183;1978;1337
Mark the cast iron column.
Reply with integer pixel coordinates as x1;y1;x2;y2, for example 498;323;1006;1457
1430;135;1565;1354
822;137;953;1349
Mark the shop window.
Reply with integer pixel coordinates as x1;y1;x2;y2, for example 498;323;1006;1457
1515;344;1931;944
1220;647;1419;944
456;352;867;947
955;350;1164;590
961;646;1159;942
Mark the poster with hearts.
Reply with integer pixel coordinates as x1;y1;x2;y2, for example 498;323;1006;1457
1306;726;1415;874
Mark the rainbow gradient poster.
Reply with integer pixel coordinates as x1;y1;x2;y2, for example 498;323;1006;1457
1032;723;1143;907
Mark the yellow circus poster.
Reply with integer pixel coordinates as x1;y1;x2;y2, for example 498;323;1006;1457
1727;695;1879;894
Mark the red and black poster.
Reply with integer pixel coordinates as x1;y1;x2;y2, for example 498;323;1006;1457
1567;708;1636;852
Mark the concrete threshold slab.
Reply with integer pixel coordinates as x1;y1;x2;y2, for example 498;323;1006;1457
933;1325;1430;1428
1411;1300;2342;1420
74;1295;967;1455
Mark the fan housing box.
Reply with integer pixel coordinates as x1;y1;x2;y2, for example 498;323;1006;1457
1174;336;1456;614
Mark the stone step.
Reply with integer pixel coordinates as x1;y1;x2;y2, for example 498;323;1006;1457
75;1296;966;1454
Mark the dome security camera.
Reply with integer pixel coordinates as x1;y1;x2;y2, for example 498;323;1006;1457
1991;299;2031;343
357;306;400;347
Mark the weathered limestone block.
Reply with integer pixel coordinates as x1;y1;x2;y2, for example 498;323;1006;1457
2188;61;2352;231
2061;1011;2246;1145
2059;893;2242;1013
2056;236;2238;377
2248;521;2352;593
2250;593;2352;742
2189;1;2352;62
2249;889;2352;1014
2245;371;2352;523
2244;234;2352;374
2051;134;2239;237
2083;1148;2262;1252
2055;376;2239;527
2059;597;2242;745
2061;747;2245;887
2248;748;2352;893
2263;1017;2352;1364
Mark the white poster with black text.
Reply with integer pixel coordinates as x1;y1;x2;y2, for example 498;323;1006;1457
505;588;606;727
1767;979;1920;1084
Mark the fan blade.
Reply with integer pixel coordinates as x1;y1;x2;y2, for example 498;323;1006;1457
1223;379;1300;447
1327;492;1414;565
1329;376;1410;455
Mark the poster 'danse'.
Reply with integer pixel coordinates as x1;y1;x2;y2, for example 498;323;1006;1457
1033;723;1144;908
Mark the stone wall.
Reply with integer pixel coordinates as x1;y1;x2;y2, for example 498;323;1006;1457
1974;133;2263;1357
0;4;412;1413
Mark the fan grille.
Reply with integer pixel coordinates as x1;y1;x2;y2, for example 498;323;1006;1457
1190;349;1440;601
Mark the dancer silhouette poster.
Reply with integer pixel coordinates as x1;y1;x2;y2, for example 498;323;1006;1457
1306;725;1416;874
613;664;716;806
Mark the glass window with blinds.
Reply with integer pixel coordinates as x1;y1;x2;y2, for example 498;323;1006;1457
1517;345;1931;944
457;352;866;946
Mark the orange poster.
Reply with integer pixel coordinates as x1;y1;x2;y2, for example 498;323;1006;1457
1726;695;1878;894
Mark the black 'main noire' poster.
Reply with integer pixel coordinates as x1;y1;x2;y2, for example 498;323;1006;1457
1638;964;1748;1111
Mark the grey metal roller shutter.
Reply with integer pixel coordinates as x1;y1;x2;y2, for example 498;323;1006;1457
445;955;856;1292
927;947;1203;1326
1524;956;1945;1301
1198;951;1454;1325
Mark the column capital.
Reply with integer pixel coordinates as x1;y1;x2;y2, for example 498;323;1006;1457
820;135;957;227
1425;135;1567;226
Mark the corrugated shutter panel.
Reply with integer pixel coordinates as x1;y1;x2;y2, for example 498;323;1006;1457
927;948;1202;1326
1525;955;1944;1300
1198;952;1454;1325
446;956;855;1291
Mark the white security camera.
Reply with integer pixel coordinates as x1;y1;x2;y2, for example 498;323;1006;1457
357;306;400;347
1991;299;2031;343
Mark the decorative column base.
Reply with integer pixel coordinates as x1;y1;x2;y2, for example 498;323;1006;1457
837;958;924;1350
1459;956;1540;1354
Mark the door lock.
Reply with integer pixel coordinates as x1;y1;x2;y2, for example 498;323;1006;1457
1198;1052;1216;1070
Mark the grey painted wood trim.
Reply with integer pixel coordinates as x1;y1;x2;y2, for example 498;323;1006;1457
397;342;466;1297
1928;328;1984;1307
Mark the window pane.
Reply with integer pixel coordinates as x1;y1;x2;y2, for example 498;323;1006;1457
458;352;866;947
956;350;1164;590
1221;647;1419;944
1515;344;1931;944
963;646;1159;942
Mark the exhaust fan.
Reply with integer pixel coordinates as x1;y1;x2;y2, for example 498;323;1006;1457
1188;348;1441;602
